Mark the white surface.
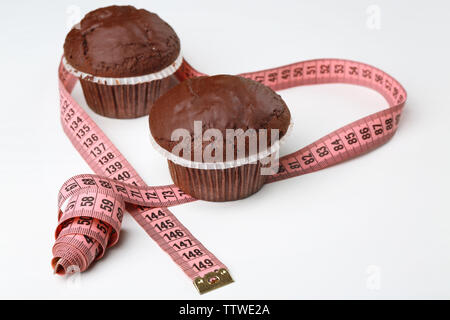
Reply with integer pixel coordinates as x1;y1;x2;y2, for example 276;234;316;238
0;0;449;299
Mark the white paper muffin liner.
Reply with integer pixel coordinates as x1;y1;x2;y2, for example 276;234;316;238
62;53;183;86
149;121;294;170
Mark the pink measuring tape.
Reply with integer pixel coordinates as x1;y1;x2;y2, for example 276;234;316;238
54;57;406;294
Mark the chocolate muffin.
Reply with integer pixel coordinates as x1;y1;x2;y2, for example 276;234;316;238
149;75;291;201
63;5;182;118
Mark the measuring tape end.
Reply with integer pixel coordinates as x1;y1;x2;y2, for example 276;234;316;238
194;268;234;294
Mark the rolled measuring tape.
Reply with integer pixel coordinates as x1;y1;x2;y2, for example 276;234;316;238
54;55;406;294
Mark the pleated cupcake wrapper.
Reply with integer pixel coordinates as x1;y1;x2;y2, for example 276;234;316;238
79;75;179;119
62;53;183;85
149;121;294;170
63;54;183;119
152;122;293;201
168;160;268;202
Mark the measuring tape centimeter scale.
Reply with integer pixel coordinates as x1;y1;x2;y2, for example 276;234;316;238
55;57;406;294
58;64;230;293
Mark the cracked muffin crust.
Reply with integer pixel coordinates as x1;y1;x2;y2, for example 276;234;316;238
64;5;180;78
149;74;291;161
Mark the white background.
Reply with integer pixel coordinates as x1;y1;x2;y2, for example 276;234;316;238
0;0;449;299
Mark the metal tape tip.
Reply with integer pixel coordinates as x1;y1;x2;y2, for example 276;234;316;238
193;268;234;294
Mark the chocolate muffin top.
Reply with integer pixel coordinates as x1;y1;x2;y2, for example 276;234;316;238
64;5;180;78
149;75;291;162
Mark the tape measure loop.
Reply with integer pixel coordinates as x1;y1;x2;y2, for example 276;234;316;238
54;56;406;293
